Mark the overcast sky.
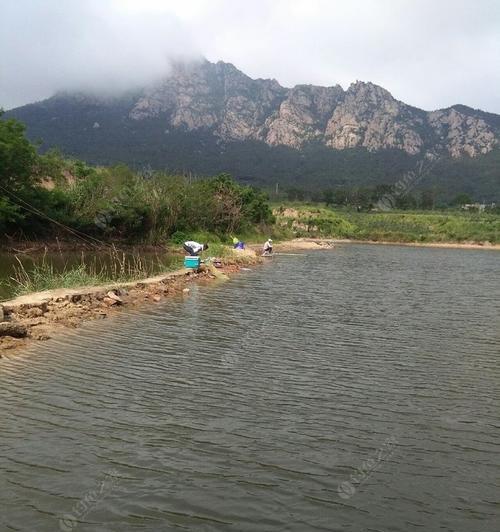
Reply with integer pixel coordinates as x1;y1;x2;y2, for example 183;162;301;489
1;0;499;112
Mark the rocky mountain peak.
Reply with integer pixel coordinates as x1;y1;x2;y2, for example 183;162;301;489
346;81;394;102
129;59;287;141
428;108;496;157
13;59;499;160
126;60;498;157
265;84;344;148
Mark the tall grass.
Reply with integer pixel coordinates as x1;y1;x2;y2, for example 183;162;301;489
9;248;183;297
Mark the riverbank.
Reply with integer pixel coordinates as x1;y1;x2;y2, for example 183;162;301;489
273;205;500;245
270;237;500;251
332;238;500;250
0;249;261;355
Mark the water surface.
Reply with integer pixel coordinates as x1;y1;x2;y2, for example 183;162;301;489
0;250;180;300
0;244;499;531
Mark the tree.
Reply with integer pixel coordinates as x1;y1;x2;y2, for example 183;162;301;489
419;189;436;210
37;148;66;184
333;188;349;206
350;186;372;209
451;193;473;206
286;187;307;202
323;189;335;206
0;196;23;232
0;112;38;191
372;184;394;203
0;113;40;232
395;193;418;210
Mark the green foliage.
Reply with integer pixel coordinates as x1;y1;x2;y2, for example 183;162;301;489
452;193;473;205
6;99;500;201
0;113;37;233
0;196;23;232
0;111;38;191
344;211;500;243
0;117;275;244
2;113;497;247
419;189;437;210
323;189;335;207
287;184;448;211
274;204;500;243
170;230;189;244
11;261;109;295
9;249;183;296
72;159;96;179
38;148;66;184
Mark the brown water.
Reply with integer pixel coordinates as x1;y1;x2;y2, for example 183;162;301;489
0;244;499;531
0;250;181;300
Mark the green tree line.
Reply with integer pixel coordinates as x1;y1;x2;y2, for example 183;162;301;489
0;113;274;243
279;185;495;211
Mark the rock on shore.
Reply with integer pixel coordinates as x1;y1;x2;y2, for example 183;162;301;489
0;322;28;338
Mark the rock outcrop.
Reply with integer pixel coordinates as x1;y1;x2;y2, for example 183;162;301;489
0;322;28;338
265;84;344;148
428;108;497;157
130;60;287;142
127;59;498;158
7;59;499;165
323;82;425;155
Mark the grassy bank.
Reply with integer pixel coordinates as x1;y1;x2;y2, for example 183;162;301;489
1;242;267;301
274;204;500;244
0;250;264;353
5;249;183;298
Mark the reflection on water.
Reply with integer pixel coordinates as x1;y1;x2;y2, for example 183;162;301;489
0;250;180;300
0;244;499;531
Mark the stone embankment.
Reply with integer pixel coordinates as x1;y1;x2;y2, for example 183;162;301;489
0;259;248;355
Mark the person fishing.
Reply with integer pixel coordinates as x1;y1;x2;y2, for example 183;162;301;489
262;238;273;255
232;236;245;250
183;240;208;256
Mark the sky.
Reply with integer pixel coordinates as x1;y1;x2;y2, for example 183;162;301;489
1;0;500;112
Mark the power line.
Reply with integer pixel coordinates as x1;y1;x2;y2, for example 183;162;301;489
0;183;111;248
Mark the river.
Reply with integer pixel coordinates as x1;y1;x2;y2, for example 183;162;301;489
0;244;498;531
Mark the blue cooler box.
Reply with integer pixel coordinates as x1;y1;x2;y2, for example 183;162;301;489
184;256;201;269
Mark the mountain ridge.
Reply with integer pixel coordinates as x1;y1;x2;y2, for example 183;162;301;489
122;59;499;158
10;58;500;158
5;59;500;199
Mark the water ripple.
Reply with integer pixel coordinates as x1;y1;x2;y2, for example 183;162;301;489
0;245;499;531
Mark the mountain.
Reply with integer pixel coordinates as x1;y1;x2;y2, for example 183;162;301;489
5;59;500;199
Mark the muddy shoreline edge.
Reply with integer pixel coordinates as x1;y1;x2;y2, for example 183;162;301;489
0;251;262;355
2;237;499;254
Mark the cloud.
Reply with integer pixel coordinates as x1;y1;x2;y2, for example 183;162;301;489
0;0;201;108
1;0;500;112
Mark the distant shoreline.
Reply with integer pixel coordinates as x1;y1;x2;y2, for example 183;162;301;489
331;239;500;251
273;238;500;252
2;236;498;255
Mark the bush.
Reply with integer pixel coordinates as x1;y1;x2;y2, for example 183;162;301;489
0;196;23;233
